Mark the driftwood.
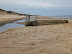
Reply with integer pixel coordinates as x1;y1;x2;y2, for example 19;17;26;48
25;19;68;26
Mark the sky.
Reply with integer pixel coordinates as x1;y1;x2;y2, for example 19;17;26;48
0;0;72;16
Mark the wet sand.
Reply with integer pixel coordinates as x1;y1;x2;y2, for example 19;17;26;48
0;16;72;54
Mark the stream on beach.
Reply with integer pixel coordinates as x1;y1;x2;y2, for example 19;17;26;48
0;17;35;33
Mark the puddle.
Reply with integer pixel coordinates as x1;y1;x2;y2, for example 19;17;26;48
0;17;35;32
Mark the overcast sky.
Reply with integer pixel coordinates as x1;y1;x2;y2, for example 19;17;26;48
0;0;72;16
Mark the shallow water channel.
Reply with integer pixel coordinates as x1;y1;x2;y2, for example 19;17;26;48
0;17;35;32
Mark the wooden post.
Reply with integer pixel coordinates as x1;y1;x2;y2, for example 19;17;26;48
26;15;31;20
29;15;30;20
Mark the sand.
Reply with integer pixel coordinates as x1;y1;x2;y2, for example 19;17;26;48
0;16;72;54
0;15;26;24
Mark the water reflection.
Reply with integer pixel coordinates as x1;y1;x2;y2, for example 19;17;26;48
0;17;35;32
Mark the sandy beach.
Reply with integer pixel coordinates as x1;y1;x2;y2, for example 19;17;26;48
0;14;27;25
0;0;72;54
0;15;72;54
